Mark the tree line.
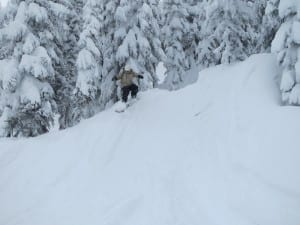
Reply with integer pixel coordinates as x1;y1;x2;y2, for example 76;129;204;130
0;0;295;137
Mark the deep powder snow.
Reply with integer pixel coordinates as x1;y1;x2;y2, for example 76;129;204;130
0;54;299;225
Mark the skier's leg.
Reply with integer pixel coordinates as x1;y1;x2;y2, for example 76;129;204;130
131;84;139;99
122;86;130;102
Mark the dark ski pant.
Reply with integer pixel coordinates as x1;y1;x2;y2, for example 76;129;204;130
122;84;138;103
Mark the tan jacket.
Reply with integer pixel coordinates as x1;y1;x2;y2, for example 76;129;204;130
116;69;138;87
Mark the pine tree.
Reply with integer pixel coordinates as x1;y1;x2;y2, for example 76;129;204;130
161;0;190;90
0;0;71;137
259;0;280;52
74;0;103;121
73;0;118;122
97;0;118;111
197;0;262;67
271;0;300;105
184;0;205;69
54;0;83;129
114;0;164;90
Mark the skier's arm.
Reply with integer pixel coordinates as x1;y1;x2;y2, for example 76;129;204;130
134;71;143;79
137;72;144;79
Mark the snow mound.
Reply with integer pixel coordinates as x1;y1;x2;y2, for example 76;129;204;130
0;54;299;225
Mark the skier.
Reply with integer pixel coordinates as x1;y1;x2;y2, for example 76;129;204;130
112;65;144;103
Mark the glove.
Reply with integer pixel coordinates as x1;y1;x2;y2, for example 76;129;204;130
138;75;144;79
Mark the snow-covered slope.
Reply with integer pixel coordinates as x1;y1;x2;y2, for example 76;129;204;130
0;54;300;225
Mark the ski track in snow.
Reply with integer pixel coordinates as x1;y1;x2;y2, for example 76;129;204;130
0;54;300;225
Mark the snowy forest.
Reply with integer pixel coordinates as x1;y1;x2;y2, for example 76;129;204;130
0;0;298;137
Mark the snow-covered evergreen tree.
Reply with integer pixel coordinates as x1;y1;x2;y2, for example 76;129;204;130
73;0;119;122
161;0;190;90
196;0;265;69
0;0;72;137
271;0;300;105
114;0;164;90
54;0;83;129
260;0;281;52
97;0;118;109
74;0;103;120
183;0;205;69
